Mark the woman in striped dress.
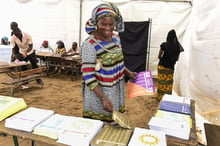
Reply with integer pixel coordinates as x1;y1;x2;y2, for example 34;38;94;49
80;3;136;121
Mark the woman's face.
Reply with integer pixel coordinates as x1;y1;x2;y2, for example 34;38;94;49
97;17;115;39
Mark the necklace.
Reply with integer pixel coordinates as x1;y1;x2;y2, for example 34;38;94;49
90;35;120;53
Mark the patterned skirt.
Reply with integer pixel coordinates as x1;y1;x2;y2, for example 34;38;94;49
157;65;174;101
82;80;125;122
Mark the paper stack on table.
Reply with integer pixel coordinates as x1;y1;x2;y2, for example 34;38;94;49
128;127;167;146
161;94;191;105
33;114;72;139
112;110;131;129
5;107;54;132
57;116;103;146
91;111;133;146
148;94;192;140
90;124;133;146
148;116;190;140
159;94;192;116
0;95;27;121
155;110;192;128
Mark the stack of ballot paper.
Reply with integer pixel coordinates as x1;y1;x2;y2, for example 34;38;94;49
57;116;103;146
159;94;192;116
148;117;190;140
155;110;192;128
162;94;191;105
5;107;54;132
90;124;133;146
112;110;131;129
148;94;192;140
33;114;72;139
0;95;27;121
128;127;167;146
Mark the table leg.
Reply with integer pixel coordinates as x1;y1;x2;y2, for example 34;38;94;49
13;136;19;146
0;132;7;136
32;140;36;146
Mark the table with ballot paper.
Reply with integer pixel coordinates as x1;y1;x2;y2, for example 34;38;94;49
0;94;198;146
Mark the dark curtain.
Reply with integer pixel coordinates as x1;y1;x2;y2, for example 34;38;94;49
119;21;149;81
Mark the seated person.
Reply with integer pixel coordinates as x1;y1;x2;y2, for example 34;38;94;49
36;40;54;66
1;36;9;45
52;40;66;73
55;40;66;56
36;40;54;54
10;21;42;89
66;42;80;56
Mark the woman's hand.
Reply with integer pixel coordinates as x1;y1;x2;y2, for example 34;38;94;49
128;71;137;80
93;86;114;112
22;52;27;58
125;68;137;80
101;97;113;112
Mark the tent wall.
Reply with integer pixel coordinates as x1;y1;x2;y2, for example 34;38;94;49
174;0;220;125
0;0;80;50
0;0;191;77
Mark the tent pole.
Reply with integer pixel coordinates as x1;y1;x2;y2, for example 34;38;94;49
146;18;152;71
79;0;83;45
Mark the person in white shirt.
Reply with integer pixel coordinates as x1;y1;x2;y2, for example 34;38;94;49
66;42;80;56
36;40;54;66
36;40;54;53
10;21;43;88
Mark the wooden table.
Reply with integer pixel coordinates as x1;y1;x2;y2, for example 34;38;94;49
44;54;81;81
36;52;53;67
0;101;197;146
0;120;67;146
0;62;30;78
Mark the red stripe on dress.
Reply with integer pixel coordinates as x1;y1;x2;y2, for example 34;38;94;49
96;72;124;82
89;39;95;44
82;68;95;72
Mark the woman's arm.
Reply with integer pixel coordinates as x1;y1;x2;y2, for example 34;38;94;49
158;48;164;59
124;67;137;80
26;44;33;53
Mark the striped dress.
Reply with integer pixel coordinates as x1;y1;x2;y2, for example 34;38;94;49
80;33;125;121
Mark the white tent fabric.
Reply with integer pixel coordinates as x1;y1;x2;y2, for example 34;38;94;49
174;0;220;124
0;0;191;65
0;0;80;50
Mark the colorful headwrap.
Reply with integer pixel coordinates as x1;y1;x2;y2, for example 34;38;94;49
85;2;124;34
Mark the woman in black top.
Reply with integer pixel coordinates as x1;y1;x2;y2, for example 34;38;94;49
157;29;184;101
